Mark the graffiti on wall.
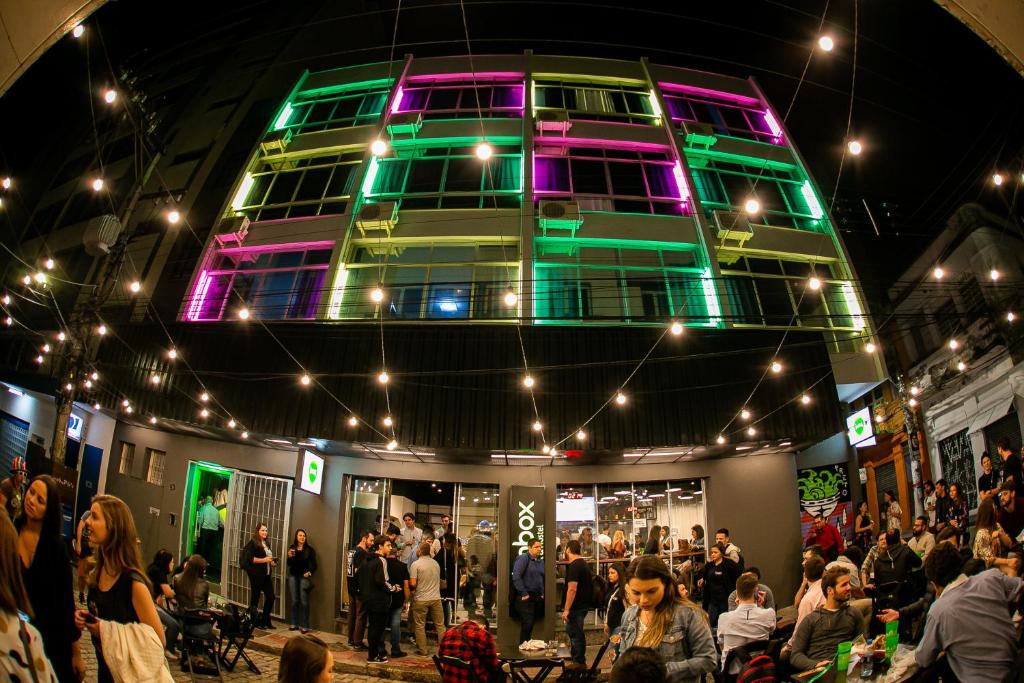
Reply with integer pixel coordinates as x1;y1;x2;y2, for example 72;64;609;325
798;463;852;541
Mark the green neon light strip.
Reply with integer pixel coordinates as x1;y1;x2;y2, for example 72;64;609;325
534;236;701;251
390;135;521;151
273;103;294;131
295;78;394;100
684;148;795;172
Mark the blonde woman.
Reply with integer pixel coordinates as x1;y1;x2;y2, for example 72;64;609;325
74;495;165;683
611;529;629;558
617;556;716;681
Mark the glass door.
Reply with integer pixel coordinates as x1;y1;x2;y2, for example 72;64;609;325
454;483;499;624
343;477;389;609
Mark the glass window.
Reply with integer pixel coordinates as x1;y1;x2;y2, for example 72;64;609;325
236;152;360;221
397;79;524;119
536;79;657;125
280;84;390;134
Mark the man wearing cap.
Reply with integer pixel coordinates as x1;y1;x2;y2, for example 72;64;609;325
0;456;27;520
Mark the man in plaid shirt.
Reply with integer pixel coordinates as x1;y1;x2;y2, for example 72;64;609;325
437;614;503;682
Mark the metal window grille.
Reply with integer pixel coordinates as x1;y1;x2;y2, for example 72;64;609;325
145;449;166;486
117;442;136;476
221;471;293;619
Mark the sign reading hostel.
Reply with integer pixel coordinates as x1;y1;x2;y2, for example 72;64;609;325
509;486;545;556
298;450;324;495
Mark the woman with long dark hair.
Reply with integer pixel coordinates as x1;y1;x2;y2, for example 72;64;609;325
948;483;969;539
696;543;741;628
973;497;1015;571
0;513;58;681
617;556;716;682
603;562;628;638
854;501;875;550
278;633;334;683
174;554;212;636
17;474;83;681
146;548;180;656
242;523;276;628
75;495;166;683
644;525;663;556
287;529;317;633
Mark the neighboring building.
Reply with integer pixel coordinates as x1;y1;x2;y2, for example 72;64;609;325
1;52;885;644
885;203;1024;514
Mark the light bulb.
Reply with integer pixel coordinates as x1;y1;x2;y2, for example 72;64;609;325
377;371;389;384
542;445;550;454
550;449;558;457
34;355;43;364
72;24;84;38
2;294;9;305
122;399;130;407
801;394;811;405
716;435;726;445
200;408;209;418
65;383;73;391
475;142;493;160
125;406;133;414
84;380;92;389
503;288;518;307
241;431;249;439
348;416;358;427
532;420;542;432
908;398;918;407
149;416;157;425
57;331;65;341
1009;311;1017;323
167;348;177;359
21;275;30;285
847;140;863;156
33;272;46;284
91;178;104;192
770;361;783;374
1;177;9;190
300;374;311;386
875;414;884;424
129;280;141;293
42;344;50;353
910;386;919;396
150;375;160;384
93;402;101;410
238;307;250;320
90;372;98;380
370;139;388;156
818;35;834;51
522;374;534;388
370;286;384;303
103;89;117;104
4;317;11;327
990;268;1000;281
808;276;821;291
957;361;966;372
615;392;627;405
743;198;760;215
933;266;944;279
741;409;751;420
227;418;237;429
44;259;55;270
383;416;393;427
576;430;586;441
948;339;958;350
200;392;209;402
747;426;756;437
167;210;181;224
670;322;683;336
387;440;398;451
96;324;107;336
993;173;1004;186
866;342;877;353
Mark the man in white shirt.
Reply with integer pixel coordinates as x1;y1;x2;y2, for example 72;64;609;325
908;515;936;560
718;573;776;673
788;555;826;648
596;525;612;553
399;512;423;565
923;480;936;529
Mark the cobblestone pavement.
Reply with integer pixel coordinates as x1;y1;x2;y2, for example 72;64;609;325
80;641;391;683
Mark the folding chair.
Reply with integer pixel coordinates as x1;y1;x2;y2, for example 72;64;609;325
556;639;611;682
178;609;224;682
216;604;261;674
505;657;565;683
433;653;474;679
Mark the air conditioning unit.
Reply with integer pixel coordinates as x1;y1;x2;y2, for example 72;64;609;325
259;129;293;155
535;109;571;134
215;216;251;247
82;215;123;256
386;112;423;139
356;202;399;236
682;121;718;148
538;201;583;237
712;210;754;246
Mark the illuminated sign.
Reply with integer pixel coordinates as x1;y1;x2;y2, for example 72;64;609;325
846;407;874;447
67;413;83;441
298;450;324;495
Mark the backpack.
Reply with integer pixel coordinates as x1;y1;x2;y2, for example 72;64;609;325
736;654;776;683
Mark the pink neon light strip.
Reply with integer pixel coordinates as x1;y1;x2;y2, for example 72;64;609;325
534;136;672;153
404;72;525;83
186;270;210;321
673;161;691;202
390;86;405;114
657;82;760;107
763;109;783;139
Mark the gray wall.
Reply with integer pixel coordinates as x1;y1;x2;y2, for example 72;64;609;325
104;424;811;635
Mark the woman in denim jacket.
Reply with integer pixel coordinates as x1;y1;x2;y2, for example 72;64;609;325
617;556;717;682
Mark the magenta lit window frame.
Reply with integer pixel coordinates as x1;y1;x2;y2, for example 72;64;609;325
393;73;526;117
658;82;782;145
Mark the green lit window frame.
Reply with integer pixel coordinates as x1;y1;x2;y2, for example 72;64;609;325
278;85;390;134
234;151;361;221
717;266;860;331
534;78;658;125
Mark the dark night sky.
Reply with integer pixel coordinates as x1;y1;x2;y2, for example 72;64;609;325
1;0;1022;312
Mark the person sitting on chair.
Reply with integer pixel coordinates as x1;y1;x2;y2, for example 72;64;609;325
173;554;212;637
437;613;504;683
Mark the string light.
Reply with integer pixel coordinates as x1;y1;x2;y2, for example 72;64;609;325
20;275;30;285
383;416;393;427
550;448;558;457
532;420;542;432
993;173;1004;186
807;276;821;291
129;280;141;293
167;210;181;224
57;331;66;341
96;324;107;336
743;198;760;215
932;266;944;280
670;322;683;336
32;272;46;284
875;413;884;424
800;394;811;405
576;430;587;441
150;374;160;384
740;409;751;420
125;406;133;414
90;372;98;381
377;371;390;384
122;399;130;407
72;24;84;38
348;416;358;427
948;339;959;350
818;35;834;51
91;178;104;192
503;288;518;307
770;361;783;374
93;402;101;410
42;344;50;353
238;307;250;320
615;392;627;405
34;355;43;364
228;419;236;428
1;177;9;189
386;439;398;451
44;259;55;270
865;342;877;353
1009;312;1017;323
910;386;920;396
370;139;388;156
542;445;550;454
3;317;11;327
167;348;177;359
847;140;863;155
370;285;384;303
990;269;1000;281
1;294;8;305
475;142;492;160
241;431;249;439
908;397;918;407
746;426;757;437
716;435;726;445
149;416;157;424
103;89;117;104
957;361;967;372
200;392;209;402
300;373;311;386
64;382;73;392
200;408;209;418
522;374;535;388
84;380;92;389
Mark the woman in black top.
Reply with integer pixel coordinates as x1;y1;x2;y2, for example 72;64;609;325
75;495;165;683
644;525;663;556
854;500;875;550
17;475;83;682
603;562;628;637
242;523;276;628
696;543;740;628
173;554;212;636
948;482;970;539
287;529;318;633
439;533;458;627
146;548;180;655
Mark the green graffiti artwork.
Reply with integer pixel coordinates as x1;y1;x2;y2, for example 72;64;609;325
798;468;843;502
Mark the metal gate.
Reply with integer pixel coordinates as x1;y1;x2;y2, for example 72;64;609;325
222;471;293;619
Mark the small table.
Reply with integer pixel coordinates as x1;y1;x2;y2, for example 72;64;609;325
500;645;571;683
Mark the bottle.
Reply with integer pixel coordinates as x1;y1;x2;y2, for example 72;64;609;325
884;620;899;664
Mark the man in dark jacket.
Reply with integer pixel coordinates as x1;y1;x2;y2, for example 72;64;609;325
872;529;923;610
361;537;402;663
347;529;375;650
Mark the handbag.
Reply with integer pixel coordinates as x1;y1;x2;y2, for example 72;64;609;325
17;617;42;683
